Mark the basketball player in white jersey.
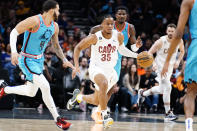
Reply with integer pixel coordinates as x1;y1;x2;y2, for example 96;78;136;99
137;24;185;121
68;14;139;129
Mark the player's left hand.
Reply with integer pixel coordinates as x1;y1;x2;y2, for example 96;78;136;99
173;61;180;69
161;61;169;78
136;36;142;48
62;61;74;69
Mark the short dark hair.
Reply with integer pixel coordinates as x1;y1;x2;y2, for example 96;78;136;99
115;6;128;14
42;0;58;12
167;23;176;29
101;14;113;23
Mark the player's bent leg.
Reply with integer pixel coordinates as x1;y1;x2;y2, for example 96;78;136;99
94;74;113;129
33;74;59;120
184;82;197;131
4;81;39;97
161;79;178;121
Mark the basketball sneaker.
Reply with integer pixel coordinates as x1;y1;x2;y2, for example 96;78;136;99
67;89;81;110
101;111;114;129
164;111;178;122
0;80;7;99
56;116;71;130
137;89;145;107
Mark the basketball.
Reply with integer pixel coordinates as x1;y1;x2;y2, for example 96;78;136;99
137;51;154;68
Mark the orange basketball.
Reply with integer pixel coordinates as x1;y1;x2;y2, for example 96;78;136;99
137;51;154;68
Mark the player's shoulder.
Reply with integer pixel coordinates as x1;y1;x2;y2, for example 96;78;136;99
127;23;134;28
160;35;166;40
182;0;194;9
26;15;40;25
90;25;102;34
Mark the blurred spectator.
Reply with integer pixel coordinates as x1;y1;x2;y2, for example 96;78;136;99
139;67;159;112
67;36;83;58
78;57;89;81
123;64;140;110
58;13;68;29
1;44;11;67
16;1;30;16
99;0;114;15
117;57;128;87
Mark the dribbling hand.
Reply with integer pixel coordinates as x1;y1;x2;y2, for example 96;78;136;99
11;52;19;66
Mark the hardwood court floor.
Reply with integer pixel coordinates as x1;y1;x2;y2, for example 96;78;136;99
0;109;195;131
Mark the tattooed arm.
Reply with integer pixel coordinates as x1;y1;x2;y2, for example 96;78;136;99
51;22;74;69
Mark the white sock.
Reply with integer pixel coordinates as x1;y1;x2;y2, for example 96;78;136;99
33;74;59;121
185;118;193;131
164;105;170;114
77;94;83;101
101;109;108;117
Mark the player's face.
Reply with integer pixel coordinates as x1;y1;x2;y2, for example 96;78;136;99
53;4;60;21
101;17;114;34
115;10;127;24
166;27;176;39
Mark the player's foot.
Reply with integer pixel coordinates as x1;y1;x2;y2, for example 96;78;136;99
0;80;7;99
56;116;71;130
137;89;145;106
101;112;114;129
185;118;193;131
67;89;81;110
164;111;178;122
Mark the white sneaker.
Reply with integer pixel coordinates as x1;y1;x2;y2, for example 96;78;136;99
101;112;114;129
66;89;81;110
137;89;145;106
164;111;178;122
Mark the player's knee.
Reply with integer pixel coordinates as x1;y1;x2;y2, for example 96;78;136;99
27;90;37;97
40;81;50;92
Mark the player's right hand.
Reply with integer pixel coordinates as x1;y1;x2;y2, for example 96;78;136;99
72;67;80;79
11;52;19;66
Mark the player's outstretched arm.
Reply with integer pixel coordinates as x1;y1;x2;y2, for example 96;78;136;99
129;24;142;52
10;16;39;66
51;22;74;69
162;0;192;76
72;34;97;79
117;33;138;58
148;38;162;55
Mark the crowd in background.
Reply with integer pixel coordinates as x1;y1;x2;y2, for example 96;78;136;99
0;0;194;114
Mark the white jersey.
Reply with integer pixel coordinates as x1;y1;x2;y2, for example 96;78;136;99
90;30;119;69
155;35;179;72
